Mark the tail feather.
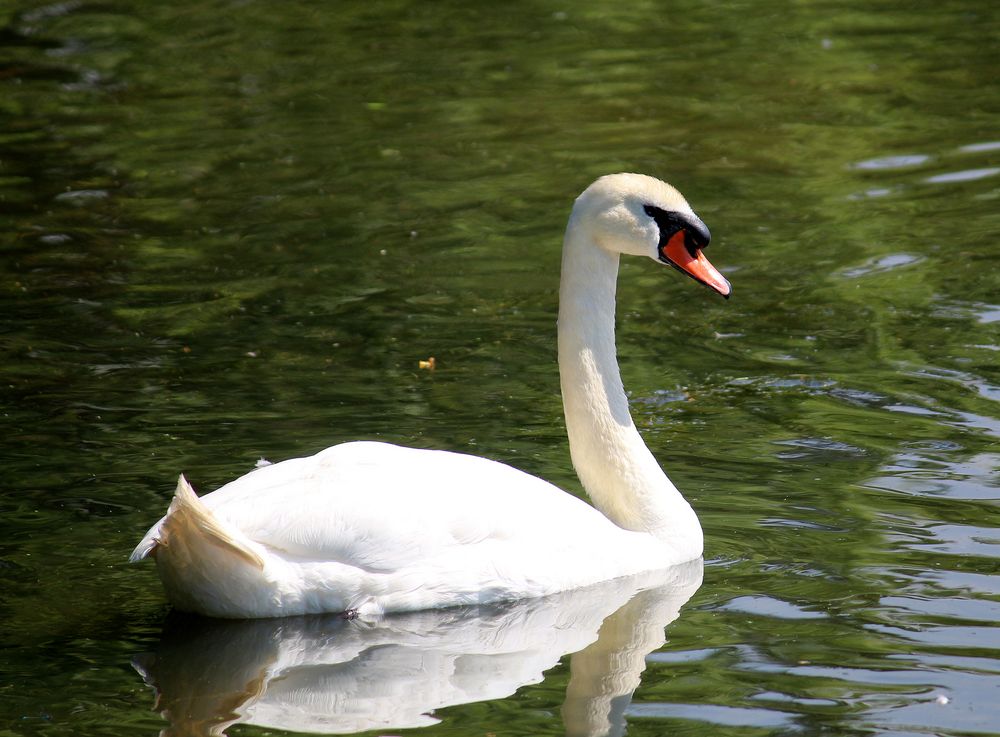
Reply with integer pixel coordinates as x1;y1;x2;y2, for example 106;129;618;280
130;475;264;570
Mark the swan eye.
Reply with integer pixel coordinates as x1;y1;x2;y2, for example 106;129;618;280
643;205;711;256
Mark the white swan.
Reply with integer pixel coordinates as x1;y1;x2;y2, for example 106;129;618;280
130;173;731;618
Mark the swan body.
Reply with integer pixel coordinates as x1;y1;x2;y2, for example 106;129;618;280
131;173;731;618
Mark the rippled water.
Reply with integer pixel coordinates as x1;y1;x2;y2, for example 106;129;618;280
2;1;999;735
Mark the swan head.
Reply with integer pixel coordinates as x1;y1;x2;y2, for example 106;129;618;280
571;173;731;298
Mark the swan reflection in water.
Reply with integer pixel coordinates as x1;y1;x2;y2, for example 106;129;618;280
134;560;702;737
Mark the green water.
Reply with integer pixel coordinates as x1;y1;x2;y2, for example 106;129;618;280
2;0;999;735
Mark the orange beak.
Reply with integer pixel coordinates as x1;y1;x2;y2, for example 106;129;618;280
660;230;732;298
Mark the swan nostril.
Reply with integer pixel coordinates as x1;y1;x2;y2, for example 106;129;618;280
684;231;706;258
685;217;711;251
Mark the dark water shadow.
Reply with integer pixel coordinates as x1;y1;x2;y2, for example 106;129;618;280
133;560;703;737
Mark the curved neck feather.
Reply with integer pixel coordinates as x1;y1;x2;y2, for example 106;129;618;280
557;220;702;555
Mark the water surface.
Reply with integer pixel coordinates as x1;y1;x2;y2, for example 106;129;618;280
1;1;999;735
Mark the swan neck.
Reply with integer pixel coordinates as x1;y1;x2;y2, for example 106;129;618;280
557;219;701;555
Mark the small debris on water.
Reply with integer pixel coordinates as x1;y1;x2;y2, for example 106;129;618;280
418;357;436;370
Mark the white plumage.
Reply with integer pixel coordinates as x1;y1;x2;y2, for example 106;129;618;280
131;173;731;618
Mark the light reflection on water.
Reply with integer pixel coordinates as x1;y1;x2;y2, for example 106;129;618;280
133;566;702;737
